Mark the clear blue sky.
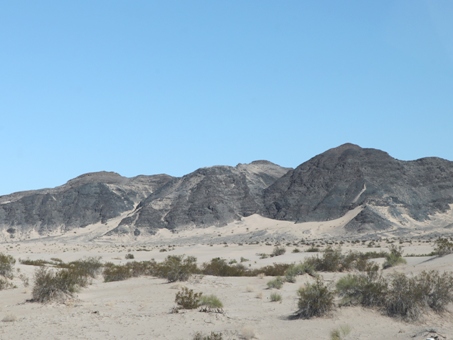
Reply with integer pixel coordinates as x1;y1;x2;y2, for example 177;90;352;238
1;1;452;195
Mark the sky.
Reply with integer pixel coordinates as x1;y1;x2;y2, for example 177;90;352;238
1;1;452;196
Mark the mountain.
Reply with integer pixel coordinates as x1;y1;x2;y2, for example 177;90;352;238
108;161;291;236
0;171;173;238
262;143;453;232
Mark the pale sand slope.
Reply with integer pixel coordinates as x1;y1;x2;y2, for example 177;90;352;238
1;240;453;340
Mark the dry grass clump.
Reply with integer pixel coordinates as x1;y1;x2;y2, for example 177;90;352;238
199;294;223;313
270;292;282;302
294;277;334;319
267;276;284;289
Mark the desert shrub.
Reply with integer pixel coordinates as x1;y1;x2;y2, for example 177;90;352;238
433;238;453;257
175;287;202;309
252;263;291;277
267;276;284;289
413;270;453;312
103;263;132;282
199;294;223;312
384;272;424;320
125;253;135;260
295;277;334;319
284;262;316;283
201;258;246;277
330;325;351;340
127;260;154;277
306;246;320;252
292;248;300;253
157;255;198;282
32;266;87;302
0;253;15;279
336;270;388;307
50;258;63;263
272;246;286;257
383;245;406;269
19;259;52;266
0;277;13;290
270;292;282;302
65;257;103;278
193;332;223;340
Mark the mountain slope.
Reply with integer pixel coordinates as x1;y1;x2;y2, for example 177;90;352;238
263;143;453;232
109;161;291;235
0;171;173;238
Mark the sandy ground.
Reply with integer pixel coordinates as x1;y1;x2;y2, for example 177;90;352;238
1;215;453;339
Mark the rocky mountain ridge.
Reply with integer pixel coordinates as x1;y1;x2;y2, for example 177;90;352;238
1;144;453;241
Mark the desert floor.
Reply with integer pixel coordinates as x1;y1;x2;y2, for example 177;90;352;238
0;234;452;340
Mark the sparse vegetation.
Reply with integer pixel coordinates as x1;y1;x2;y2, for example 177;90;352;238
193;332;223;340
125;253;135;259
336;269;453;321
157;255;198;282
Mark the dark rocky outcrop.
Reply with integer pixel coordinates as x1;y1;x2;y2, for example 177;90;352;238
0;171;173;236
110;161;290;235
263;143;453;231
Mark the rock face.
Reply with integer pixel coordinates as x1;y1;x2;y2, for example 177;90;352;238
0;172;173;236
110;161;291;235
263;143;453;232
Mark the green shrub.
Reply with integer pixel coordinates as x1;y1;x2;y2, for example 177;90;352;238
0;253;15;279
125;253;135;260
383;245;406;269
295;278;334;319
65;257;103;279
267;276;284;289
193;331;223;340
292;248;301;253
270;292;282;302
199;294;223;312
175;287;202;309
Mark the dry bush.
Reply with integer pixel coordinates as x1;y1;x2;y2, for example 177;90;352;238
433;238;453;257
175;287;202;309
270;292;282;302
201;257;247;277
294;278;334;319
32;266;87;302
271;246;286;257
103;263;132;282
